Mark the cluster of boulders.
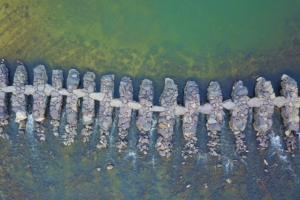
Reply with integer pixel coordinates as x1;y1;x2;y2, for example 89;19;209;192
97;75;114;149
116;77;133;152
229;81;249;154
80;72;96;142
0;61;9;139
155;78;177;158
50;70;64;137
253;77;275;150
11;62;28;133
181;81;200;159
136;79;154;154
32;65;49;140
206;82;224;156
280;75;300;153
62;69;80;145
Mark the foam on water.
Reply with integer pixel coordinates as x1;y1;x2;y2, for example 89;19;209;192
269;131;299;181
108;109;119;151
25;114;38;159
124;150;137;170
196;153;208;166
222;157;234;175
128;110;138;148
269;131;284;155
220;113;236;175
149;114;158;142
151;156;156;171
90;117;99;145
172;116;182;176
58;109;67;136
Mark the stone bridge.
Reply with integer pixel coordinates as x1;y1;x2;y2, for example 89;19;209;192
0;60;299;158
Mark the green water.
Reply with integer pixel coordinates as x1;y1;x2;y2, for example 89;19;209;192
1;0;300;199
1;0;300;86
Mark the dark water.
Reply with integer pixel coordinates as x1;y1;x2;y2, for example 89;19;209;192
1;106;300;199
1;0;300;199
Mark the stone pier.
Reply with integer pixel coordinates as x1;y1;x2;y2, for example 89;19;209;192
155;78;178;158
97;74;114;149
50;70;64;137
181;81;200;159
280;75;300;154
0;61;9;139
206;81;224;156
253;77;275;150
229;81;249;155
31;65;49;140
136;79;154;154
1;62;300;157
80;72;96;142
62;69;80;145
11;62;28;133
116;77;133;152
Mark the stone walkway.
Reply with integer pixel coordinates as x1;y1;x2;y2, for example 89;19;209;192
0;62;300;157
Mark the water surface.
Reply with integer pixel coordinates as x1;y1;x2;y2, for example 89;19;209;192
0;0;300;199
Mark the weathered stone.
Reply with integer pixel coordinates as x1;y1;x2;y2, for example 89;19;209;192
222;99;235;110
128;101;142;110
58;88;69;96
89;92;105;101
198;103;211;114
73;89;85;98
151;106;165;112
1;86;16;93
110;99;123;107
247;98;261;107
16;111;27;122
175;105;188;116
273;96;287;108
44;84;54;96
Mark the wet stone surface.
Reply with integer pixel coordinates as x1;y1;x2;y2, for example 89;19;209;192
155;78;178;158
62;69;80;146
280;74;299;154
97;74;114;149
116;77;133;152
181;81;200;159
136;79;153;154
0;61;9;139
229;81;249;155
11;62;28;134
253;77;275;150
206;81;224;156
50;70;64;137
81;72;96;143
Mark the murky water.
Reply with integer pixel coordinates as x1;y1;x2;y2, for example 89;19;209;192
0;0;300;199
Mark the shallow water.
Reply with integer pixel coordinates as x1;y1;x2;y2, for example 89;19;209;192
0;0;300;199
